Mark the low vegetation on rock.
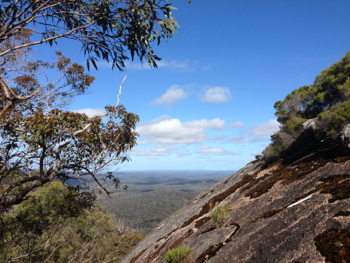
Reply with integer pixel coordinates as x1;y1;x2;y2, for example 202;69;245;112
209;200;231;228
164;244;194;263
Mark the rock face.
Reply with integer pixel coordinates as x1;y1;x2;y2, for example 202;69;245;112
120;141;350;263
341;124;350;148
302;118;318;132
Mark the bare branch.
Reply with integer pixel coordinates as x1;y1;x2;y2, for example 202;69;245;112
116;76;126;107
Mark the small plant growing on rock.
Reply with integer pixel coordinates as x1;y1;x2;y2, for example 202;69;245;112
165;244;194;263
254;154;262;160
335;241;344;247
209;201;231;228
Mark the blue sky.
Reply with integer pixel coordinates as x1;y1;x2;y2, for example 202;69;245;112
32;0;350;171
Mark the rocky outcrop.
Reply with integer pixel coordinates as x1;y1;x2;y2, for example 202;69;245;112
302;117;318;132
121;141;350;263
341;124;350;148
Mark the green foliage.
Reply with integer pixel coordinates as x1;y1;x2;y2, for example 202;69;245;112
1;0;193;210
99;189;199;233
165;244;193;263
274;52;350;123
283;117;308;137
264;51;350;161
254;154;262;160
269;131;295;154
0;41;138;209
0;0;192;70
0;181;144;262
209;201;231;228
262;145;277;162
317;100;350;138
4;181;94;236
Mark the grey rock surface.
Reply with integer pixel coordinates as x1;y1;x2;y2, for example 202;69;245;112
302;118;318;132
121;143;350;263
341;124;350;148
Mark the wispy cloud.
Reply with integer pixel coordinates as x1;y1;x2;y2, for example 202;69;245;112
96;58;191;71
72;108;105;118
195;146;236;156
176;151;192;158
124;59;190;71
229;121;244;128
249;119;280;136
131;145;178;156
136;115;226;144
202;65;212;71
225;136;252;144
201;87;232;103
213;135;228;141
225;136;269;144
157;59;190;70
151;85;189;107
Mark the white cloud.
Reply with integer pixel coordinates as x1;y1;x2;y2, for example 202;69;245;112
229;121;244;128
136;116;226;144
151;85;189;107
184;118;226;130
195;146;236;156
131;145;177;156
212;159;230;163
202;65;212;71
249;119;280;136
95;61;112;68
176;147;192;158
157;59;189;70
225;136;270;144
72;108;105;118
124;59;190;71
225;136;252;144
213;135;227;141
176;151;192;158
253;137;270;142
201;87;232;103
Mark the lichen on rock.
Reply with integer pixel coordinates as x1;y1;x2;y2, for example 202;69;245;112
120;141;350;263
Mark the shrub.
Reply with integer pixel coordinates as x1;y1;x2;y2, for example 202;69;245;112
165;244;194;263
317;101;350;138
283;117;308;138
209;201;231;228
338;77;350;101
317;103;341;138
0;181;144;262
254;154;262;160
262;145;278;163
270;131;295;153
263;51;350;161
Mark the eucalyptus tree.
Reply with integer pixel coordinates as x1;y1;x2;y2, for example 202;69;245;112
0;0;185;70
0;0;191;210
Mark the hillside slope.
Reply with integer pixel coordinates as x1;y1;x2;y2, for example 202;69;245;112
120;138;350;263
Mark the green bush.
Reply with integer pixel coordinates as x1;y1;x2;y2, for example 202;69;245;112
0;181;144;262
254;154;262;160
165;244;193;263
262;145;278;163
209;201;231;228
316;100;350;139
263;51;350;161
